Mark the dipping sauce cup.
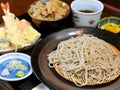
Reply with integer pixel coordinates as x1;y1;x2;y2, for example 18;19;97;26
70;0;104;27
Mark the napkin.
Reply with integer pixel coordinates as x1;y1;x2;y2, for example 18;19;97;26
32;83;49;90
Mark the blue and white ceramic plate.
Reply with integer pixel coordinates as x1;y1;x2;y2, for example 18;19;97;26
0;52;32;81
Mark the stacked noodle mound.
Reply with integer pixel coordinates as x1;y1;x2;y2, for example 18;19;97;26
47;34;120;87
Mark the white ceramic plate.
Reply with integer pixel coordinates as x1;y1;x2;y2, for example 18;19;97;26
0;52;32;81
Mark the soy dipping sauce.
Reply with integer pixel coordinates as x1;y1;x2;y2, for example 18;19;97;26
79;10;95;13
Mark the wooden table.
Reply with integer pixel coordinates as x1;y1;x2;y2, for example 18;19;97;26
0;79;14;90
0;0;120;23
0;0;35;23
0;0;120;90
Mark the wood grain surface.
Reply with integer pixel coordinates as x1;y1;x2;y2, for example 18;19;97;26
0;0;119;90
0;79;14;90
0;0;119;23
0;0;35;23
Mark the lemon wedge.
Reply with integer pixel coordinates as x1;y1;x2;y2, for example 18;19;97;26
101;23;120;33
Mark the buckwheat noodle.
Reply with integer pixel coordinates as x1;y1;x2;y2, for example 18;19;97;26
47;34;120;87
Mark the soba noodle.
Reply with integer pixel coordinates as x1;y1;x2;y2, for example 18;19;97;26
47;34;120;86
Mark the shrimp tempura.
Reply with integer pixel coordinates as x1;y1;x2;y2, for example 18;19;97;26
0;2;41;49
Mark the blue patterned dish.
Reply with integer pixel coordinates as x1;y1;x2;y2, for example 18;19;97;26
0;52;32;81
